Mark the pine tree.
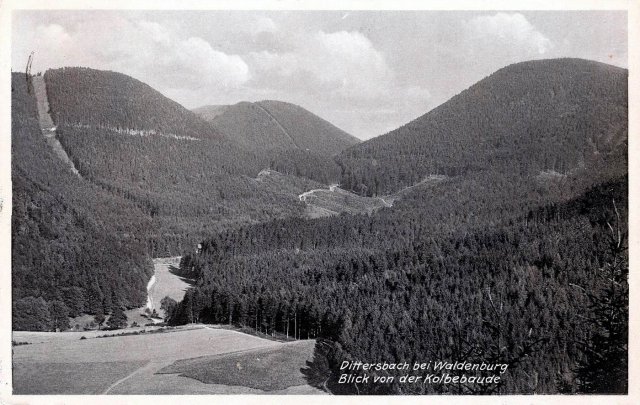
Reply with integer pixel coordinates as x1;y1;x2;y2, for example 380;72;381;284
12;296;53;331
49;300;71;331
94;309;106;330
107;306;128;330
575;200;628;393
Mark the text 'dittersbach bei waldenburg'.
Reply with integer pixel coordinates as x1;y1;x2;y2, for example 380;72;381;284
338;360;509;385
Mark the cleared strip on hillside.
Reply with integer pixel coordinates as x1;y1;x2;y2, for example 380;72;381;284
32;75;81;177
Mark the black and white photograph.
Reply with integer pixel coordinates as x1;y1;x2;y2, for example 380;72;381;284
0;0;637;403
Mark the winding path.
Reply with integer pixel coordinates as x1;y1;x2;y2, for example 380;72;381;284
378;197;393;207
298;184;340;202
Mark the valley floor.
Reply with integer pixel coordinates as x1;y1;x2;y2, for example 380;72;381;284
12;257;325;395
68;256;191;329
146;257;193;318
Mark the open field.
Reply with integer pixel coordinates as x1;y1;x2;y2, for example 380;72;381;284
300;186;388;218
12;249;323;395
159;339;317;391
13;361;148;394
147;257;193;317
12;325;324;394
298;175;448;218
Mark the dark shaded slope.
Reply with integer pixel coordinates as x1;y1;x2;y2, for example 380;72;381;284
258;100;359;155
337;58;627;195
195;101;294;152
12;73;153;329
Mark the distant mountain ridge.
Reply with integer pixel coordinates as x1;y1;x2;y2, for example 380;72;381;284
191;105;231;121
194;100;359;156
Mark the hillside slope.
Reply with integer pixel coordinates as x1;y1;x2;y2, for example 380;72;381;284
337;58;627;195
37;68;348;254
172;171;628;395
45;67;222;141
13;68;349;328
12;73;153;329
169;58;627;394
195;100;359;156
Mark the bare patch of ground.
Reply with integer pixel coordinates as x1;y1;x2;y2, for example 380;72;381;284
32;76;81;176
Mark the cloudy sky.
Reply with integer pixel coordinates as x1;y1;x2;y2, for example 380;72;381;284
12;10;627;139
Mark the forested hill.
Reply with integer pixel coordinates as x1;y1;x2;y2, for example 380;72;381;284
12;73;153;330
44;67;222;141
195;100;359;156
44;67;345;184
337;58;628;195
31;67;348;256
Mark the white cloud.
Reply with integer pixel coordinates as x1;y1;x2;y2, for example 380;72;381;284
313;30;391;92
244;30;432;138
249;16;278;36
129;20;250;90
35;24;71;46
20;18;250;92
137;20;172;46
163;36;250;89
249;30;395;100
468;13;552;55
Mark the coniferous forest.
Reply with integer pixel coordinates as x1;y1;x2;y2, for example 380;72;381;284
167;172;627;394
11;58;628;394
12;73;153;327
166;59;628;394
